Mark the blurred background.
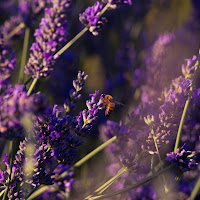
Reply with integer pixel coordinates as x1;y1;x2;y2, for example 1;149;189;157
0;0;200;199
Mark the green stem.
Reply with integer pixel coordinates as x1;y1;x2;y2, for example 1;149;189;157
94;167;127;195
59;136;116;179
174;50;200;152
18;27;30;84
74;136;116;168
2;140;16;200
88;165;172;200
4;23;25;41
152;129;168;193
54;27;88;57
26;186;48;200
189;176;200;200
27;78;38;96
85;167;127;200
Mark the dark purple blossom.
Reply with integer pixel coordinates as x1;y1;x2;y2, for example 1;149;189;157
34;105;82;163
141;33;176;103
0;85;49;139
0;137;74;198
25;0;71;78
76;90;103;136
1;15;25;40
19;0;51;26
0;0;51;40
64;71;88;112
79;1;107;36
0;148;27;199
36;164;74;199
0;35;16;91
100;55;200;195
166;144;200;172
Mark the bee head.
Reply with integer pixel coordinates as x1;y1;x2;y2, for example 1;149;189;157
102;94;106;99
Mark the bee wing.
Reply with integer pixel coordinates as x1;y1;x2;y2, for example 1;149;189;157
112;100;124;106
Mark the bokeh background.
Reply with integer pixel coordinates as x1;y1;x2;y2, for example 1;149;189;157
0;0;200;199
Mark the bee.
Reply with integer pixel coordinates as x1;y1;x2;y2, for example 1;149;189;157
101;94;124;117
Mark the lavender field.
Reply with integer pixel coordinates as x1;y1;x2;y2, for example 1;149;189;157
0;0;200;199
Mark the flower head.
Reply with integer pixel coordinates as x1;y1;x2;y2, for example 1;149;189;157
25;0;71;78
166;144;200;172
76;90;103;136
64;71;88;112
0;85;49;139
79;1;107;36
0;35;16;91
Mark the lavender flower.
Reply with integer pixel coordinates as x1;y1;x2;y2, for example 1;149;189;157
1;0;51;39
141;33;176;103
79;1;107;36
64;71;88;112
100;54;200;182
26;90;103;193
19;0;51;26
1;15;24;39
0;35;16;91
76;90;103;136
0;85;49;139
34;105;82;163
33;74;102;169
166;144;200;172
36;164;74;199
0;137;74;199
25;0;71;78
0;146;27;199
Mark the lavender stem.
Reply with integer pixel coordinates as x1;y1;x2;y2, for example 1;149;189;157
4;23;25;41
89;166;172;200
54;27;88;57
174;49;200;152
27;78;38;96
18;27;30;84
85;167;127;200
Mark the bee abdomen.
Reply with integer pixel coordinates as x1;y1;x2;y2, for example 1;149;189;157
105;103;115;117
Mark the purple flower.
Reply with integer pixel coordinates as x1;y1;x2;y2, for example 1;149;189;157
19;0;51;26
1;15;24;40
64;71;88;112
166;144;200;172
141;33;176;103
76;90;103;136
1;0;51;40
36;164;74;199
0;85;49;139
0;35;16;91
100;54;200;177
181;55;197;79
79;1;107;36
0;149;27;199
34;105;82;163
25;0;71;78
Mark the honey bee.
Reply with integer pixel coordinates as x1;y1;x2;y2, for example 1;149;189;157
101;94;124;117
